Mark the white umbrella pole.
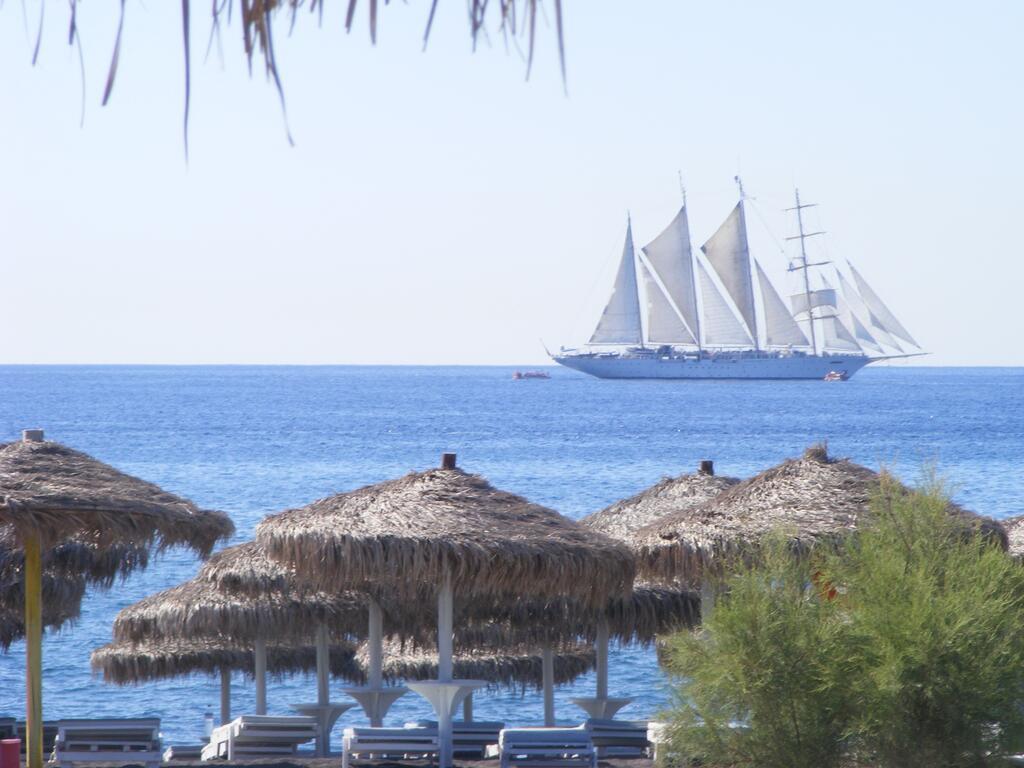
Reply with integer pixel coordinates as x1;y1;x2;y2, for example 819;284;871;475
438;573;454;681
219;668;231;724
254;637;267;715
596;621;609;700
368;599;384;689
316;624;330;707
438;572;454;767
542;644;555;726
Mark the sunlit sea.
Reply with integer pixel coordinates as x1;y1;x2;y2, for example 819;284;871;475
0;365;1021;744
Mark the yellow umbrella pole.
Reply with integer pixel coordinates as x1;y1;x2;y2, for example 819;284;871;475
24;534;44;768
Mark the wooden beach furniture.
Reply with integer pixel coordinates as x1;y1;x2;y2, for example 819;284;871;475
200;715;317;760
50;718;162;768
406;720;504;758
583;719;650;757
486;726;597;768
341;726;440;768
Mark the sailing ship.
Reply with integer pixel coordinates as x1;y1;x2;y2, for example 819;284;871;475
552;180;922;380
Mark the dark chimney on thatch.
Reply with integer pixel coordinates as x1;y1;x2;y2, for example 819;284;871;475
441;453;457;470
698;460;714;476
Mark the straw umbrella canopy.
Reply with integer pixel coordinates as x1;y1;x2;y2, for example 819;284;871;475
0;599;81;651
1;525;150;588
91;636;360;726
257;455;635;766
256;462;634;603
113;546;381;645
630;444;1007;587
0;430;234;768
580;464;740;541
353;638;597;693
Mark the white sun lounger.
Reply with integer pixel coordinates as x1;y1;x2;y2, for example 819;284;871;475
405;720;504;758
162;743;205;761
341;726;440;768
51;718;162;768
200;715;317;761
486;726;597;768
584;718;651;758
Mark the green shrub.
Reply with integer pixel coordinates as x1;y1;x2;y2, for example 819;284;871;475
662;479;1024;768
662;535;857;768
833;478;1024;767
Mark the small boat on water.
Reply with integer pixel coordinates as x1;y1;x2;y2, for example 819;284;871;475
513;371;551;380
823;370;849;382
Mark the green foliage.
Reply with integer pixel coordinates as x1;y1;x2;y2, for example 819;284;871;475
662;479;1024;768
833;477;1024;767
662;536;856;768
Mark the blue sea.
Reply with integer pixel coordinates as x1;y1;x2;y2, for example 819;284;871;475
1;365;1022;744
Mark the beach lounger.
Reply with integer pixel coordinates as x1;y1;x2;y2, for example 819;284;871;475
341;726;440;768
646;722;669;763
51;718;162;768
584;719;651;758
200;715;317;761
405;720;504;758
162;744;206;761
486;726;597;768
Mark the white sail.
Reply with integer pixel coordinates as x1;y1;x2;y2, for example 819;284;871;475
836;271;901;351
848;262;918;347
697;257;755;347
640;259;696;345
701;203;758;340
837;293;883;354
641;205;700;339
590;221;642;345
755;261;809;348
790;288;839;316
819;314;862;352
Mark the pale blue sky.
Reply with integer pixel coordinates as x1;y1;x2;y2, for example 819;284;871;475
1;1;1020;365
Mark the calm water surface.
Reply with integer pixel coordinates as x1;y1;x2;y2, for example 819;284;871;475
0;365;1021;743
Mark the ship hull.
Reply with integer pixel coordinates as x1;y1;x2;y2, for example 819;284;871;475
552;353;874;380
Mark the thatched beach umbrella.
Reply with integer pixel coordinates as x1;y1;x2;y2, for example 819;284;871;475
113;569;361;717
581;462;739;541
0;430;234;768
630;445;1007;590
257;453;634;767
576;463;730;718
198;540;440;740
91;636;360;726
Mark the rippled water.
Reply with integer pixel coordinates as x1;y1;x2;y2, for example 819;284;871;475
0;365;1021;745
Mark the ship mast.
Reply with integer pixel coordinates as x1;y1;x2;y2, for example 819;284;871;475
785;189;827;355
628;210;645;350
